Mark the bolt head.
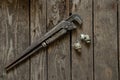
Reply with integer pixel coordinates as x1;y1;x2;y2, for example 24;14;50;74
80;34;91;44
73;42;82;52
80;34;86;40
73;42;81;50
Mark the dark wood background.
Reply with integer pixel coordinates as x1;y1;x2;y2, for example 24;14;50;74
0;0;119;80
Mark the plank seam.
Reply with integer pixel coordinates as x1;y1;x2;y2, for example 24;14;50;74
117;0;119;79
92;0;95;80
29;0;31;80
68;1;72;80
46;0;48;80
70;31;72;80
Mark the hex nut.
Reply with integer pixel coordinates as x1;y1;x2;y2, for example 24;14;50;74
80;34;86;40
73;42;81;49
73;42;82;52
80;34;91;44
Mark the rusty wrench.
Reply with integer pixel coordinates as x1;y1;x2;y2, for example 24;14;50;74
5;14;82;71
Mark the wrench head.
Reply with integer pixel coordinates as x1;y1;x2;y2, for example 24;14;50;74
66;14;83;25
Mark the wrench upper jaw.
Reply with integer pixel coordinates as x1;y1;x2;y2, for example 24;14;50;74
66;14;83;26
63;14;83;31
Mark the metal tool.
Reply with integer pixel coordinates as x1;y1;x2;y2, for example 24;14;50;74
5;14;82;71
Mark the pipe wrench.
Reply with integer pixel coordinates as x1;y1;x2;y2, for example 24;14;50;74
5;14;82;71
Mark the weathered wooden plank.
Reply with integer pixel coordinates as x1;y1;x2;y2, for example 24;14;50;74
94;0;118;80
30;0;47;80
3;0;30;80
70;0;93;80
47;0;70;80
0;0;29;80
0;1;8;80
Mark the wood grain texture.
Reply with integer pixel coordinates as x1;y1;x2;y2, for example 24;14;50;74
30;0;47;80
71;0;93;80
47;0;70;80
94;0;118;80
0;0;30;80
0;1;8;80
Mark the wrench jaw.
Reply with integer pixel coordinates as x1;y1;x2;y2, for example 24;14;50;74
66;14;83;25
63;22;76;31
64;14;82;31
